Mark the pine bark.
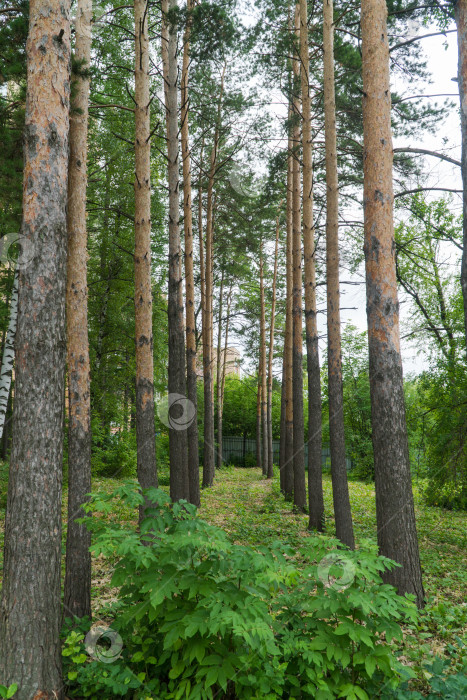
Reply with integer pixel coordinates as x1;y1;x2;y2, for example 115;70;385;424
284;130;294;500
0;1;70;694
279;354;286;491
181;0;200;505
260;247;268;475
135;0;158;513
299;0;324;530
202;67;225;487
455;1;467;347
218;287;232;468
202;144;216;487
64;0;93;617
361;0;424;607
162;0;189;501
292;2;306;512
322;0;354;547
216;270;224;468
256;370;262;472
267;208;281;479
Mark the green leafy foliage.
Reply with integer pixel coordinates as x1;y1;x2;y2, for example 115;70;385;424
62;482;422;699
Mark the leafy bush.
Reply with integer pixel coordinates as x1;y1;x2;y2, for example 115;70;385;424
62;482;423;699
383;656;467;698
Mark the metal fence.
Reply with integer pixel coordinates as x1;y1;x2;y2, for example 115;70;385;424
221;435;352;471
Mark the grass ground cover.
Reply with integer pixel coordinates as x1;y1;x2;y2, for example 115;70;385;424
0;462;466;695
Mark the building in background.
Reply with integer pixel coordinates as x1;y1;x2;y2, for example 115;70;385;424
196;346;242;381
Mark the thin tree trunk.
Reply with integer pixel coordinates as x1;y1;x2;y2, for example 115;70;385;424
361;0;424;607
322;0;354;546
216;269;224;468
202;144;216;487
181;0;200;506
64;0;93;617
299;0;325;531
135;0;158;515
292;2;306;512
162;0;189;501
0;1;70;694
202;65;225;487
260;246;268;476
267;206;281;479
0;269;18;440
256;368;262;472
456;1;467;347
279;352;286;491
218;286;232;468
284;111;294;500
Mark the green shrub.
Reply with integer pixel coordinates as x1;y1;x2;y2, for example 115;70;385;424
63;482;420;699
91;425;137;478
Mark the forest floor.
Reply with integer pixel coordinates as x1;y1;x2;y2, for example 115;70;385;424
0;463;466;682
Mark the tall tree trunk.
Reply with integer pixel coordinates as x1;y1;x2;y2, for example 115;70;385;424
135;0;158;514
256;368;262;472
64;0;93;617
0;1;70;694
456;1;467;346
260;247;268;476
322;0;354;546
162;0;189;501
299;0;324;531
202;144;216;487
0;269;18;440
218;286;232;468
279;353;286;491
216;269;224;468
361;0;424;607
284;118;295;500
267;207;281;479
202;66;225;487
181;0;200;505
292;2;306;512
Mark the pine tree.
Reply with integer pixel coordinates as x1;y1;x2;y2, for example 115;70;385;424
162;0;189;500
300;0;325;531
267;206;281;479
64;0;93;617
322;0;354;547
181;0;200;505
361;0;424;607
292;2;306;512
0;0;70;693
